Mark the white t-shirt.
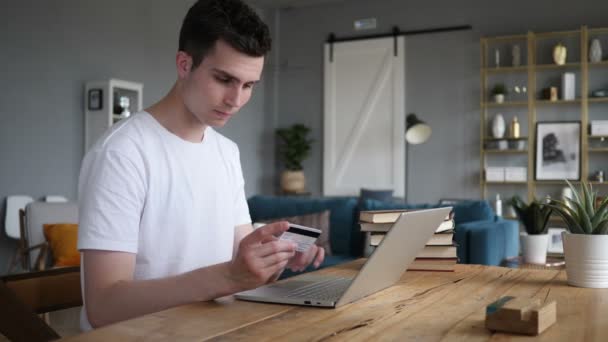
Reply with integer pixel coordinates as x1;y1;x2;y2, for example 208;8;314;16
77;111;251;330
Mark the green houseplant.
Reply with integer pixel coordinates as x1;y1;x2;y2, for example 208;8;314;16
491;83;508;103
510;196;553;264
276;124;313;193
549;180;608;288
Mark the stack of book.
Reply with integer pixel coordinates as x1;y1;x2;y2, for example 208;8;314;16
360;209;458;272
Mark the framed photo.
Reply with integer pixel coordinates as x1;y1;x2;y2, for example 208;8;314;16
535;121;581;181
547;228;566;255
88;88;103;110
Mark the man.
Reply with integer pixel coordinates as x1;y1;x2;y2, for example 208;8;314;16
77;0;324;330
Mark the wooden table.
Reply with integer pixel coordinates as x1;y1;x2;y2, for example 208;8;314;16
65;260;608;341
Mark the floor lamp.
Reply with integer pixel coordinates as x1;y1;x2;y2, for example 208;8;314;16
405;113;431;203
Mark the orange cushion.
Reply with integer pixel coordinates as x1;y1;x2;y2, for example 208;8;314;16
43;223;80;267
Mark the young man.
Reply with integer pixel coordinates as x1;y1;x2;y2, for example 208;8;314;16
77;0;324;330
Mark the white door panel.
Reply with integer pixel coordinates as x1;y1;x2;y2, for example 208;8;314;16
324;37;405;196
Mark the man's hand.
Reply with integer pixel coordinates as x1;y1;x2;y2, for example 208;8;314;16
287;245;325;272
228;221;297;289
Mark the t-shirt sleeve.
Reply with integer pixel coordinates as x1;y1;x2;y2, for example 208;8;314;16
77;148;146;253
233;147;252;227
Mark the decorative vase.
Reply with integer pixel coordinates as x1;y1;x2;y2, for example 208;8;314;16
520;233;549;265
493;94;505;103
509;116;520;138
562;232;608;288
511;44;521;67
553;43;567;65
280;170;306;193
492;113;506;138
590;38;603;63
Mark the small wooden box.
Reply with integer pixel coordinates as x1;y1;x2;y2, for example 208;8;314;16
485;296;557;335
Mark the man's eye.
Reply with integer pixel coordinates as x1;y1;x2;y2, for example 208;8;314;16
244;83;254;89
215;76;231;84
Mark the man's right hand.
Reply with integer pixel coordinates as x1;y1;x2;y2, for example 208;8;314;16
228;221;296;290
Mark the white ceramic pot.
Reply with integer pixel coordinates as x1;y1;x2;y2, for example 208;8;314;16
590;39;603;63
494;94;505;104
280;170;306;193
492;113;506;138
520;233;549;265
562;232;608;288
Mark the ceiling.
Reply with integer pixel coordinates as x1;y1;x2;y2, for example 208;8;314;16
246;0;352;9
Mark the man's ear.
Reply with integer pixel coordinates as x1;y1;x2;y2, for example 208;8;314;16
176;51;193;79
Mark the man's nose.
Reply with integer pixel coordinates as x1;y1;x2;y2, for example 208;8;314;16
224;86;242;108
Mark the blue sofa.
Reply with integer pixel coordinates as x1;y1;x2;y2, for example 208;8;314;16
247;196;519;276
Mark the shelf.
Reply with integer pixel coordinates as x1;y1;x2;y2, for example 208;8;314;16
589;148;608;152
484;66;528;74
589;181;608;185
485;181;528;185
588;97;608;103
535;180;580;185
535;99;581;105
588;61;608;68
484;136;528;141
589;135;608;140
535;62;581;70
485;101;528;107
484;149;528;154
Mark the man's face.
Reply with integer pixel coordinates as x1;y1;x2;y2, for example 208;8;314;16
179;39;264;128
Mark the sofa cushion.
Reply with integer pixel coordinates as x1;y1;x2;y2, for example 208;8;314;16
248;196;358;256
359;198;495;225
455;219;519;265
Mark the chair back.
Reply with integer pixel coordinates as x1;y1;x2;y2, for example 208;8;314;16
5;195;34;239
0;266;81;341
23;202;78;270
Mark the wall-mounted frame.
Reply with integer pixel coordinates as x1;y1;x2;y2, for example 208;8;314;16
535;121;581;181
87;88;103;110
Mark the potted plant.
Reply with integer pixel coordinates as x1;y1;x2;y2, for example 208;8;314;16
510;196;553;264
491;83;508;103
549;181;608;288
276;124;313;193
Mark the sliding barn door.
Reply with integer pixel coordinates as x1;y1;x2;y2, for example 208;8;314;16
323;36;405;196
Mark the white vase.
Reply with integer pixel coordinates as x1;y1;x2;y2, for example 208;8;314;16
493;94;505;103
562;232;608;288
520;233;549;265
511;44;521;67
590;39;603;63
492;113;506;138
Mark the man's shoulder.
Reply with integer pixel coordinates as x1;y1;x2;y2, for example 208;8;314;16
86;112;153;159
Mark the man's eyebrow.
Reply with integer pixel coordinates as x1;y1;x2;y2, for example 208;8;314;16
212;68;260;84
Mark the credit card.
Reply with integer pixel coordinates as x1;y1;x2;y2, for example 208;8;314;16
279;223;322;252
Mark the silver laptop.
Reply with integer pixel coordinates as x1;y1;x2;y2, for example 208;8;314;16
235;207;452;308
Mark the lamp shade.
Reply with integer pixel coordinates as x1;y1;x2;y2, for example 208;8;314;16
405;114;431;144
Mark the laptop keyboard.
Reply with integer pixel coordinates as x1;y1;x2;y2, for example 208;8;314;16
285;277;352;301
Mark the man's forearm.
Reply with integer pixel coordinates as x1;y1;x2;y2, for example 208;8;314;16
87;261;243;328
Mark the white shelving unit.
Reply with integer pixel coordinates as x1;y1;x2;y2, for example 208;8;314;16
84;78;143;152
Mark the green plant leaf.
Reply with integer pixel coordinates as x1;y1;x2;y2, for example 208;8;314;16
592;219;608;235
570;200;593;234
581;181;595;218
565;180;582;207
591;199;608;231
547;203;584;234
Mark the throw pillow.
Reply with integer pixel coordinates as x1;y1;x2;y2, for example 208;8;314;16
43;223;80;267
263;210;332;256
359;188;394;206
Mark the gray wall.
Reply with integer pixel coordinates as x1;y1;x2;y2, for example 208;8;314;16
272;0;608;202
0;0;275;271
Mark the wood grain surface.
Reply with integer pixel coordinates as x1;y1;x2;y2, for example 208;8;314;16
64;260;608;341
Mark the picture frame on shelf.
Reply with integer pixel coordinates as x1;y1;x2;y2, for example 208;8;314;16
535;121;581;181
88;88;103;110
